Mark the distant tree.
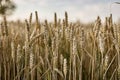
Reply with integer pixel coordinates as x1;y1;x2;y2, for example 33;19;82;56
114;2;120;4
0;0;16;17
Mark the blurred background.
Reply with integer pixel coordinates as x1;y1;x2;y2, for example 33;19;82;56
1;0;120;22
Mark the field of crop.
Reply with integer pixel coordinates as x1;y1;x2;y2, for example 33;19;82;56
0;11;120;80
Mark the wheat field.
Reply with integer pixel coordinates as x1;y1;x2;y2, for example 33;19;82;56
0;11;120;80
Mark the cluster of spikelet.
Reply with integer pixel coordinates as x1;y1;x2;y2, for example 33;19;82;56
0;11;120;80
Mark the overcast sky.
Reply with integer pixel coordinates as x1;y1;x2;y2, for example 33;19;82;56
10;0;120;22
